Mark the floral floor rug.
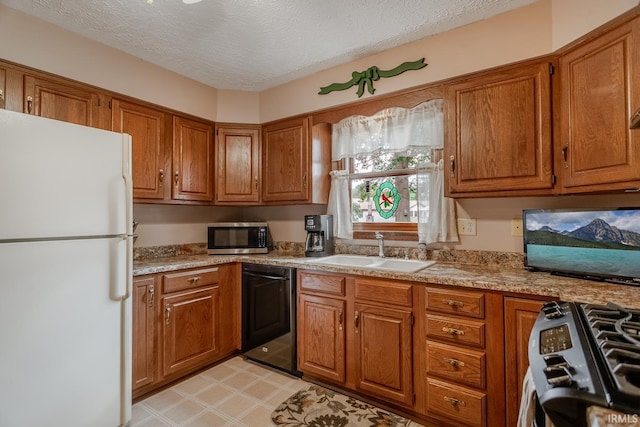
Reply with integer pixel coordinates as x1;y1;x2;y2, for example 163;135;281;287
271;384;415;427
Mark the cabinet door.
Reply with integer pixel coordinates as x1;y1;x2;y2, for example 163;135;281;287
504;297;545;427
444;61;553;196
23;75;104;128
112;99;169;200
162;286;220;376
262;117;310;202
173;116;214;202
354;303;413;406
297;294;346;383
558;17;640;192
132;277;156;391
215;125;261;203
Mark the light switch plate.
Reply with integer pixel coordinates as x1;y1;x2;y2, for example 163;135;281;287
457;218;477;235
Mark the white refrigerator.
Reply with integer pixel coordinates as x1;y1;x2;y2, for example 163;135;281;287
0;109;133;427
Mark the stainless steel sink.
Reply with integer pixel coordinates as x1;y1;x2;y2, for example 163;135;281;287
310;254;435;273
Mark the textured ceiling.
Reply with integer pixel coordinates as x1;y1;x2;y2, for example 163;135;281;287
0;0;537;91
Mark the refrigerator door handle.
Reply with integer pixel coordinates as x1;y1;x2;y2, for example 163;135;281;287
121;135;133;302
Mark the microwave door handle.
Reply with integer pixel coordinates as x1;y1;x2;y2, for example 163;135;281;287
243;271;288;281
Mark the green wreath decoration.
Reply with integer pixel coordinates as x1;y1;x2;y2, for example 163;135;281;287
374;182;400;219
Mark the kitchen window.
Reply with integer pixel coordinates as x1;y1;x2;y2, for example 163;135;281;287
328;99;458;244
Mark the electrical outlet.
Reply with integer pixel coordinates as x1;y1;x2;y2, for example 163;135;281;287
511;219;523;236
457;218;477;236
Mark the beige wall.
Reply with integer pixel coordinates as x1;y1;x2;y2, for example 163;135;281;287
0;4;221;120
551;0;638;50
259;0;553;122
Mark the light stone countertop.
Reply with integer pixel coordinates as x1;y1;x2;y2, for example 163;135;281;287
133;253;640;309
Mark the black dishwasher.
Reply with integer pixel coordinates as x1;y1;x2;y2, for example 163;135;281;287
241;263;301;376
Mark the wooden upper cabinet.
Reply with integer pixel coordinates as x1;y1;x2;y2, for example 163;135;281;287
23;75;110;130
262;117;311;202
112;99;170;200
444;60;554;197
215;124;261;204
172;116;214;202
557;16;640;192
132;276;156;391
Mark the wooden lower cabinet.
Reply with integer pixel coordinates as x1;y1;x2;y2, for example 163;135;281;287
297;270;415;408
354;303;413;406
161;286;219;376
132;263;241;399
297;294;346;383
421;285;504;427
504;297;548;427
132;277;156;390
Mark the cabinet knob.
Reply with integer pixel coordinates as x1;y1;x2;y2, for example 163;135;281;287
338;308;343;331
449;155;455;176
444;396;466;407
442;326;465;336
443;299;464;308
174;171;179;188
444;357;465;368
354;310;360;333
26;95;33;114
159;169;164;184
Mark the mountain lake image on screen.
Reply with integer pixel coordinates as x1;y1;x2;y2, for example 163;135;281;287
523;207;640;283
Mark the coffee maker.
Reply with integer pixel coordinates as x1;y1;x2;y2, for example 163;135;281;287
304;214;334;257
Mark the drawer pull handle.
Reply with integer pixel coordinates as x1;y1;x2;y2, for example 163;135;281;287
443;299;464;308
444;357;465;368
188;277;201;283
442;327;465;336
354;310;360;334
338;309;343;331
444;396;466;407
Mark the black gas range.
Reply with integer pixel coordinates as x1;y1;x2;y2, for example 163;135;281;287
528;301;640;427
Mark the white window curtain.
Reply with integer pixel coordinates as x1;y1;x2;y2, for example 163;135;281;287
327;170;353;239
331;99;444;161
417;160;459;244
327;99;458;243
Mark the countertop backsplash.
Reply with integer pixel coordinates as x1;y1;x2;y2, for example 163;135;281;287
134;240;524;269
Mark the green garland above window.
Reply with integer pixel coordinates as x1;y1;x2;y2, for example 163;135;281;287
318;58;427;98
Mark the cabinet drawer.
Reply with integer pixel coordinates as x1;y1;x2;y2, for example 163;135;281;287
355;279;412;307
299;271;345;296
425;288;484;318
426;378;486;427
426;341;486;389
425;314;485;348
163;267;219;293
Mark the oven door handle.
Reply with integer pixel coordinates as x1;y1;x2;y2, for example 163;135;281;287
243;271;289;281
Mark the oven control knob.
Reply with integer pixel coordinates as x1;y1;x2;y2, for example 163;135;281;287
546;373;573;387
542;302;565;319
543;354;568;367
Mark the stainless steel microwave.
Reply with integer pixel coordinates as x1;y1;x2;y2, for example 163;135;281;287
207;222;269;254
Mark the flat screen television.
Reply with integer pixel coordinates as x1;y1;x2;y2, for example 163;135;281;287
523;207;640;286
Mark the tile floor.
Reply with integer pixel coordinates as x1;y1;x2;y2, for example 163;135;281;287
130;356;309;427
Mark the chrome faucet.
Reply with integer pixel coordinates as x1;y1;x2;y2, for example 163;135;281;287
375;232;385;258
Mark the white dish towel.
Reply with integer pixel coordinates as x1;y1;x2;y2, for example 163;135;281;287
518;366;556;427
